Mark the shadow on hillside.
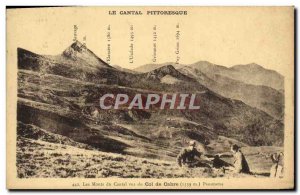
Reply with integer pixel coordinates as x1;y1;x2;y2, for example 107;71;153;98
17;103;130;154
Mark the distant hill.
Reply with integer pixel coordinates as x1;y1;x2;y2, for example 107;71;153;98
112;64;138;74
134;61;284;91
133;62;184;73
179;66;284;119
142;65;196;83
189;61;284;91
133;61;284;119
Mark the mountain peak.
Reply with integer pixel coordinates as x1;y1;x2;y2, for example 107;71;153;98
64;41;86;54
148;65;178;75
157;64;176;71
145;64;196;82
70;40;84;51
230;63;265;71
62;41;111;68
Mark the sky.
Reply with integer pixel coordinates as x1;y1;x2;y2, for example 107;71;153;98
7;7;294;75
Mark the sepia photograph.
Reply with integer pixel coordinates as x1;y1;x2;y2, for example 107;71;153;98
6;6;295;190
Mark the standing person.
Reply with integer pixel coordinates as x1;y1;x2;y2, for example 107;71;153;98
228;144;251;174
270;152;284;178
91;107;100;124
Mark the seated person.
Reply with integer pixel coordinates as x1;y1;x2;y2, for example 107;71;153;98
226;144;251;174
177;140;211;168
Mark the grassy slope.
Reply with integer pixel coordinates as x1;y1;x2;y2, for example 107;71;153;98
17;122;282;178
17;136;280;178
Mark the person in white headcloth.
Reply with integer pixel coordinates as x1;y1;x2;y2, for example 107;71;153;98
270;152;284;178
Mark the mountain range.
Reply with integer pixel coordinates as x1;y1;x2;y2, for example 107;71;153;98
134;61;284;119
17;41;284;164
134;61;283;91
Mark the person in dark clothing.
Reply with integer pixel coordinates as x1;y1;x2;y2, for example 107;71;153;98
212;154;232;169
177;140;203;167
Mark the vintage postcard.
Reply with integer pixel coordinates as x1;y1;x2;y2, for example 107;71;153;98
6;6;294;190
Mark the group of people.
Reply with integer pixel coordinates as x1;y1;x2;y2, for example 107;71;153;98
177;140;283;177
